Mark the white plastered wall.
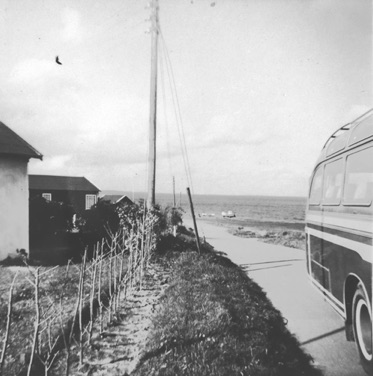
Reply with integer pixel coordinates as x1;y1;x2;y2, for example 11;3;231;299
0;156;29;261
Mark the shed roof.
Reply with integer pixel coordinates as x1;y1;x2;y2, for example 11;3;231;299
101;194;134;205
0;121;43;160
29;175;100;192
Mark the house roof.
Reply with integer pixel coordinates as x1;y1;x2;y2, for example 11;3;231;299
29;175;100;192
101;194;134;205
0;121;43;160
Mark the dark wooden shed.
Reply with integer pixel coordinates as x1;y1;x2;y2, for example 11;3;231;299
100;194;134;206
29;175;100;215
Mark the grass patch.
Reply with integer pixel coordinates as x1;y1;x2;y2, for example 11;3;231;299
260;230;306;250
133;232;321;376
233;228;306;251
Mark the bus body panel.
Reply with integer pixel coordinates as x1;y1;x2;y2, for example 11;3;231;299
306;216;372;316
305;109;373;366
306;174;373;314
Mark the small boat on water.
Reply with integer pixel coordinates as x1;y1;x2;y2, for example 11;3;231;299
201;213;215;217
222;210;236;218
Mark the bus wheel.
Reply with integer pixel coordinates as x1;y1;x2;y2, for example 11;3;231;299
353;285;373;374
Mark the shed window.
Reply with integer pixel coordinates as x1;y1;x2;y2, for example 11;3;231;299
343;147;373;206
85;194;97;210
42;193;52;201
322;159;344;205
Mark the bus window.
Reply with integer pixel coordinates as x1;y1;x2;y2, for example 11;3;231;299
343;147;373;206
326;131;349;157
309;166;323;205
348;113;373;146
323;159;344;205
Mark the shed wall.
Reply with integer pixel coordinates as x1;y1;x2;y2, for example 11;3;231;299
0;156;28;260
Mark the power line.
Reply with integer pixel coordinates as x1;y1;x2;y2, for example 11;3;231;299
158;49;175;178
158;26;194;194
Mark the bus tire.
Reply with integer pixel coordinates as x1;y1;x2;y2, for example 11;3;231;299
353;285;373;375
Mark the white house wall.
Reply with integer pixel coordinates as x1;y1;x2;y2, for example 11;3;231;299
0;156;28;261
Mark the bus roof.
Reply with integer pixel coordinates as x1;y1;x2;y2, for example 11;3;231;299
317;108;373;164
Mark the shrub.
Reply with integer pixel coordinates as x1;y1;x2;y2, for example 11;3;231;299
77;198;120;239
154;206;184;235
116;201;169;237
116;200;146;234
30;196;75;235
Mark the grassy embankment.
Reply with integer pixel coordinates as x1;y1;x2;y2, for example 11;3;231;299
0;218;312;375
132;228;320;376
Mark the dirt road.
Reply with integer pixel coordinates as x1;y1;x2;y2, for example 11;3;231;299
191;220;366;376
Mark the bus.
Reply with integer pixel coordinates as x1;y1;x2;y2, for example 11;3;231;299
305;109;373;374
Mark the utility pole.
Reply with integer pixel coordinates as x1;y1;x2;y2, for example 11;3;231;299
173;176;176;207
147;0;159;208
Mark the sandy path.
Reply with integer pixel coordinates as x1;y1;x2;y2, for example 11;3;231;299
66;264;170;376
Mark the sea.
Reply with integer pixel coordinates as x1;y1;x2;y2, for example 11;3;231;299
107;192;307;225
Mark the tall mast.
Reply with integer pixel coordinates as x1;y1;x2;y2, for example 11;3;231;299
147;0;159;208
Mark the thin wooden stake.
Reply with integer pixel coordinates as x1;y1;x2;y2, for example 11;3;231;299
113;238;118;314
78;249;87;366
108;245;113;323
0;272;18;375
88;245;98;342
27;268;41;376
140;212;146;290
98;240;104;334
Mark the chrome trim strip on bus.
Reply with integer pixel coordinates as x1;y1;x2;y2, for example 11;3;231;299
308;275;346;318
306;212;373;235
307;227;373;263
307;222;372;245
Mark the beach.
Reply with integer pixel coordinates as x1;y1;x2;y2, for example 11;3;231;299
185;214;306;251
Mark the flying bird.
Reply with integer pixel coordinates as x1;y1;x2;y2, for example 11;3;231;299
55;56;62;65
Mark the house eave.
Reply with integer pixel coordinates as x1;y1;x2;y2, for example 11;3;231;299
0;152;43;161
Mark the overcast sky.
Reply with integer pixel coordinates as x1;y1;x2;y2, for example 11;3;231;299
0;0;371;197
